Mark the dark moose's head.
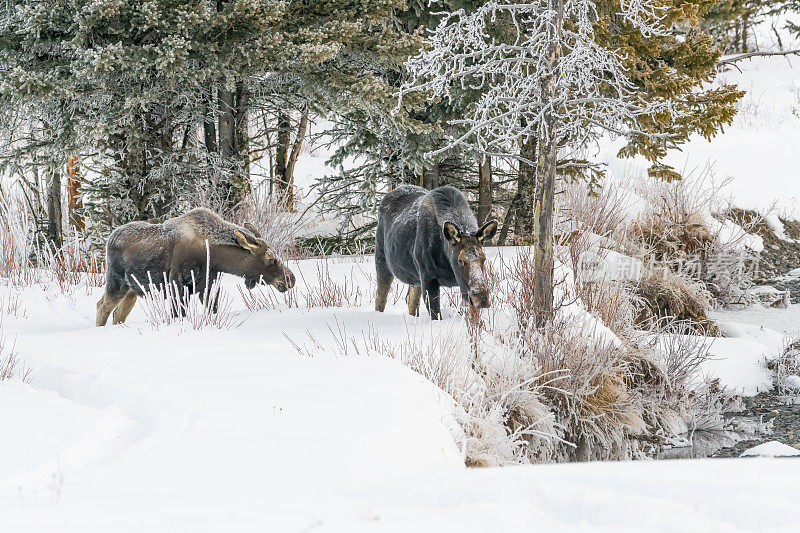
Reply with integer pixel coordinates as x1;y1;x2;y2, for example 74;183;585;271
233;223;296;292
442;219;498;309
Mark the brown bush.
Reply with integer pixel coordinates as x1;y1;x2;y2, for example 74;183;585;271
634;269;719;335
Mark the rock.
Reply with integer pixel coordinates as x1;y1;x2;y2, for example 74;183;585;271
788;268;800;278
744;285;791;308
740;440;800;457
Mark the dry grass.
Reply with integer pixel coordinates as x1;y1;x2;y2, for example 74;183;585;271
634;268;718;335
558;179;629;246
0;194;105;294
0;330;32;384
487;249;727;461
301;260;367;309
131;244;243;332
239;256;405;313
561;174;762;331
628;174;761;308
0;291;26;318
134;274;242;331
229;183;309;260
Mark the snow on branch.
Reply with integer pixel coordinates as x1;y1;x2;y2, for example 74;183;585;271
718;49;800;70
400;0;678;158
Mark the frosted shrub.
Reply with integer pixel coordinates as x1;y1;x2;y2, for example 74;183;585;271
770;337;800;395
229;184;307;260
286;317;563;466
134;273;241;331
635;268;718;334
302;260;366;309
132;246;242;331
488;251;731;461
511;313;649;461
284;244;731;466
0;195;40;286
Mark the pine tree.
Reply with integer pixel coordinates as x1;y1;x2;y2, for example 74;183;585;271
313;0;505;236
1;0;419;239
598;0;745;180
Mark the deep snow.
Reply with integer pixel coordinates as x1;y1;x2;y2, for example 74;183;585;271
2;251;799;532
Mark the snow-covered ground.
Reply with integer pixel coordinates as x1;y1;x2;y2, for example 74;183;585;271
2;252;800;532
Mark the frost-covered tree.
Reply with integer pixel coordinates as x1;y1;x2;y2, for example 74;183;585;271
0;0;266;236
310;1;511;237
403;0;681;325
1;0;418;240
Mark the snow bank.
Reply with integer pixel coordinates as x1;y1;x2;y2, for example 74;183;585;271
741;441;800;458
2;250;799;530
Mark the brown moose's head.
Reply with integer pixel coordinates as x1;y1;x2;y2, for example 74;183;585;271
443;219;498;309
234;223;296;292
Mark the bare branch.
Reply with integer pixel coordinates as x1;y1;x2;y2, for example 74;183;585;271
718;49;800;68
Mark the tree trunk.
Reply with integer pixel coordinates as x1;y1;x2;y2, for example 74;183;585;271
66;156;84;231
204;117;217;155
532;0;563;328
422;159;439;190
741;17;749;53
218;85;236;159
517;136;537;240
46;168;63;247
275;112;291;197
477;157;492;225
284;108;308;209
215;81;250;211
497;192;519;246
234;82;251;200
203;88;218;154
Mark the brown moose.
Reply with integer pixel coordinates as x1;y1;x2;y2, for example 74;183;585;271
96;208;295;326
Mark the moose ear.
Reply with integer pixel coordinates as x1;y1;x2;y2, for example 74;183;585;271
243;222;262;239
443;221;461;245
476;219;499;243
234;230;259;255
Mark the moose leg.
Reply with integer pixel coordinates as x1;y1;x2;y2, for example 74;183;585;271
407;286;421;317
375;254;394;313
422;278;442;320
96;286;127;327
112;290;138;325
